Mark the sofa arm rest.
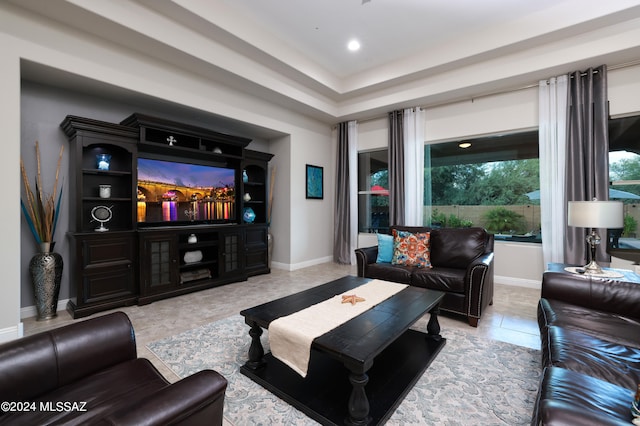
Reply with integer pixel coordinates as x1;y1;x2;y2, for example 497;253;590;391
355;246;379;277
465;252;494;321
0;312;137;402
541;271;640;319
465;252;494;284
469;252;493;269
97;370;228;426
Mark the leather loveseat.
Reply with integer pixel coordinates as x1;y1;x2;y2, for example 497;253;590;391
355;226;494;326
532;269;640;425
0;311;227;425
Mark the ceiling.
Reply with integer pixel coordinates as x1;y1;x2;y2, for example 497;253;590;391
10;0;640;133
222;0;563;79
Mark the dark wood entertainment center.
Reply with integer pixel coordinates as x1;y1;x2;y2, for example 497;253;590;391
61;114;273;318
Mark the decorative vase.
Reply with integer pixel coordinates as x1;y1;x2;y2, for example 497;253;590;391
29;242;63;321
99;184;111;198
243;207;256;223
96;154;111;171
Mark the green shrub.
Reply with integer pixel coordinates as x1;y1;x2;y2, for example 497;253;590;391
429;209;472;228
460;219;474;227
623;214;638;237
430;209;447;227
482;207;526;234
447;214;462;228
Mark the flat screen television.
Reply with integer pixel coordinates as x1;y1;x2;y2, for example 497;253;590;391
137;156;236;225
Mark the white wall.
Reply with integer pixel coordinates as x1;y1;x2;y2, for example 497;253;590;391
0;45;22;343
425;87;538;142
609;65;640;117
273;127;336;270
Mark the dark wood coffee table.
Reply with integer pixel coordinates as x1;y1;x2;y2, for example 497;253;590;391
240;276;446;425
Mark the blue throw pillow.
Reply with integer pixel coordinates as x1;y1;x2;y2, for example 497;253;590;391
376;233;394;263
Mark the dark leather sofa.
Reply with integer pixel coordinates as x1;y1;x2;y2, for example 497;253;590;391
0;311;227;425
532;270;640;425
355;226;494;326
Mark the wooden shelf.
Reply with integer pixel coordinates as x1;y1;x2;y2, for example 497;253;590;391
82;169;132;176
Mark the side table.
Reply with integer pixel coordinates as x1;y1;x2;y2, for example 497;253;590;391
547;262;640;283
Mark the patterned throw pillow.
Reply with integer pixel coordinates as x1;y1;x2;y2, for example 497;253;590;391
391;230;432;268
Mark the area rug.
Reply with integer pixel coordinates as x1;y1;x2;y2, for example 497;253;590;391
147;315;541;425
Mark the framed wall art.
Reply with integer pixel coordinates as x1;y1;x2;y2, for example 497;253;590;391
305;164;323;199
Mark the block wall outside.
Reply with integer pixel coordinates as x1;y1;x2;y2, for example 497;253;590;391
430;203;640;236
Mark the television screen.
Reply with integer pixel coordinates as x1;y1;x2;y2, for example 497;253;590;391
137;157;236;224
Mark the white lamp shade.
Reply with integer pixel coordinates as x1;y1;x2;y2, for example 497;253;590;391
567;200;624;228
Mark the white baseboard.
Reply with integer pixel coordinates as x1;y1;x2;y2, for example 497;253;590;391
494;275;540;289
0;322;23;343
20;299;69;320
271;256;334;271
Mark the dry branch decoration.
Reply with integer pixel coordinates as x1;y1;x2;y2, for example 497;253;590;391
20;141;64;246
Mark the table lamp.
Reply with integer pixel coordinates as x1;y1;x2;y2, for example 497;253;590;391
567;199;623;274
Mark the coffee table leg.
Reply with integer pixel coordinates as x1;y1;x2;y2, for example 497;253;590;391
245;321;265;370
427;306;442;341
345;367;370;426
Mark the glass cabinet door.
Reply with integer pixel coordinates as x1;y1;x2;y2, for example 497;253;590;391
221;230;245;279
141;233;178;293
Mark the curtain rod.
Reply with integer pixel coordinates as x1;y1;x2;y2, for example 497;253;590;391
343;59;640;126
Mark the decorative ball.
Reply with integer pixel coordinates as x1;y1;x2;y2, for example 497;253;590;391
243;207;256;223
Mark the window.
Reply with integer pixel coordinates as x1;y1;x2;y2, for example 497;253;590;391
357;117;640;252
607;114;640;262
425;129;541;241
358;150;389;233
357;130;541;240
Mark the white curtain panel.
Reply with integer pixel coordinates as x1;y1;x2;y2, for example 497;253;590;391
403;107;426;226
348;120;358;264
539;76;569;266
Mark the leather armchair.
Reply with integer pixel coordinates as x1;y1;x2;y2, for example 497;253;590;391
0;311;227;425
356;226;494;326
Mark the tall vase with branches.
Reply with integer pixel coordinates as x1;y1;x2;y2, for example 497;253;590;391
21;141;65;320
21;141;64;252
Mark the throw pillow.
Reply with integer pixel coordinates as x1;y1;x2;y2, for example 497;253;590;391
391;230;432;268
376;233;394;263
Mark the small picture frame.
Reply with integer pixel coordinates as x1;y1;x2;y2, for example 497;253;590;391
306;164;323;199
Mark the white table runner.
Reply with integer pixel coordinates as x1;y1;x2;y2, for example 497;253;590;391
269;279;408;377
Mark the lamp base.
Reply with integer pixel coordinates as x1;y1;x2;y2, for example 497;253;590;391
583;260;604;274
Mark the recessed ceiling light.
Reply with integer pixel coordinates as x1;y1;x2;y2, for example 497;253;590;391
459;142;472;149
347;39;361;51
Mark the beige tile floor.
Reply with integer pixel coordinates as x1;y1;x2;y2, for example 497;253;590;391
22;263;541;424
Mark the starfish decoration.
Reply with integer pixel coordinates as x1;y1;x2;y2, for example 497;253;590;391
341;294;366;305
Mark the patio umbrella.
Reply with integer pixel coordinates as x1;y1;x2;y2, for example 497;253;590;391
525;188;640;200
370;185;389;196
